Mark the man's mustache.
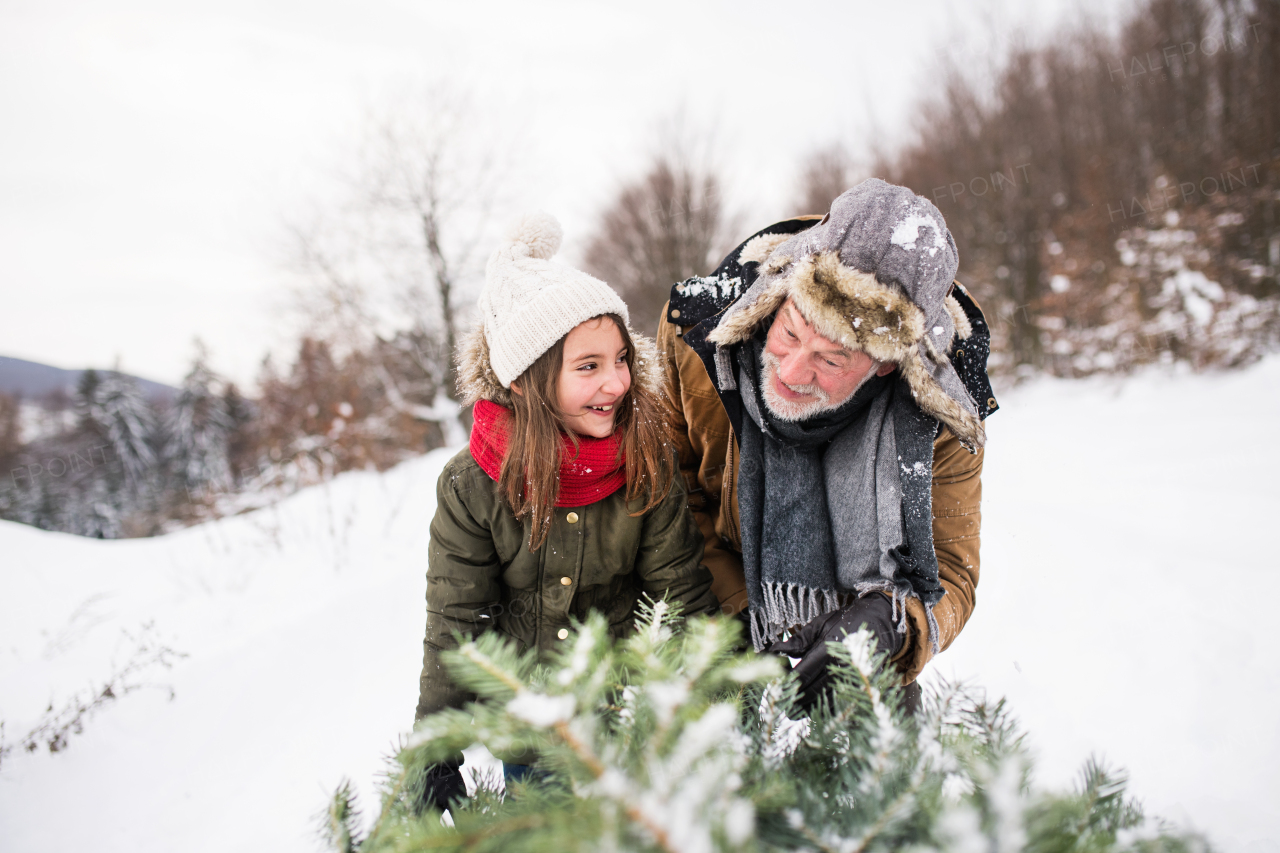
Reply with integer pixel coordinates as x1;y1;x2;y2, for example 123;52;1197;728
761;350;829;403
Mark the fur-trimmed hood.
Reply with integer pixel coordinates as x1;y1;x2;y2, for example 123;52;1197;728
705;180;985;451
456;320;666;410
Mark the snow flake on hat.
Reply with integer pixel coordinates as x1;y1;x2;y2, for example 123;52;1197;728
890;209;947;257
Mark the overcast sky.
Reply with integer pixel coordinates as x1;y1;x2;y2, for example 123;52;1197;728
0;0;1114;387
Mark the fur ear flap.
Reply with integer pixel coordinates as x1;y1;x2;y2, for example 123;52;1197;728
706;278;792;348
629;331;666;400
945;293;972;340
738;232;794;266
898;346;985;451
456;323;512;407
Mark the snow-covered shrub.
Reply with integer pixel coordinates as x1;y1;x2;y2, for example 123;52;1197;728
325;605;1205;853
0;369;168;537
1029;219;1280;378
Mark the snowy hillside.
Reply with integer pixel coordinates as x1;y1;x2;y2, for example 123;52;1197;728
2;358;1278;852
0;450;449;851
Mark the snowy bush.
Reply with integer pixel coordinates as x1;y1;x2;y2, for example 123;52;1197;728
324;604;1204;853
1024;222;1280;379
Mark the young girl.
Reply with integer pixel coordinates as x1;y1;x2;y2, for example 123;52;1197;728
414;213;718;806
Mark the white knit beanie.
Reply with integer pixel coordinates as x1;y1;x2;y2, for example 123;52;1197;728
477;211;630;388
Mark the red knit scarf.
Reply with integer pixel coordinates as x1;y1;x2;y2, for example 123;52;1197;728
469;399;627;507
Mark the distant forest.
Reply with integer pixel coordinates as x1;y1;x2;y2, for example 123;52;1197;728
816;0;1278;376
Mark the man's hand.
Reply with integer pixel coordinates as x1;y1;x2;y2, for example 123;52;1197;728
766;594;904;712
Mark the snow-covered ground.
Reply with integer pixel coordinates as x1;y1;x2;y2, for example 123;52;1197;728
931;356;1280;852
2;358;1278;852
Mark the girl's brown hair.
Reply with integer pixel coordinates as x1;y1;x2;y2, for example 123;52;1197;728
499;314;674;550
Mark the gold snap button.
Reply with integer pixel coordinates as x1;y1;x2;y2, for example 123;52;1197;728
670;309;681;319
561;576;572;586
557;628;569;640
566;512;579;523
987;397;997;409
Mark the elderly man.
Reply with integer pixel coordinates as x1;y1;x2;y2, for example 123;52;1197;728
656;179;997;708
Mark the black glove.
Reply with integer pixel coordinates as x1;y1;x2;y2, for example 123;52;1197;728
766;595;904;713
418;757;466;813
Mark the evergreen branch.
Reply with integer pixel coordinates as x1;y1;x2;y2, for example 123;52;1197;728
367;763;408;844
323;780;364;853
374;813;551;851
814;629;896;747
334;614;1205;853
549;718;681;853
1074;757;1141;836
794;754;927;853
758;679;807;770
452;813;549;848
457;643;527;694
850;782;917;853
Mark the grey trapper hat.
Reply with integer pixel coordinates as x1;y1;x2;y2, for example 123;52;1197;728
707;178;984;450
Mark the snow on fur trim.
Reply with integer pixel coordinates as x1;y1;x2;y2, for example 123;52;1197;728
707;250;985;450
629;332;667;405
945;293;972;340
738;231;794;266
899;344;985;451
504;210;563;260
457;322;512;407
708;253;925;363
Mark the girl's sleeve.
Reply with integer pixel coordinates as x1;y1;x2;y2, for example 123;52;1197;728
633;473;721;619
416;460;504;721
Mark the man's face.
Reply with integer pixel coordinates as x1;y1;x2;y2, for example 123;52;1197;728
761;299;895;421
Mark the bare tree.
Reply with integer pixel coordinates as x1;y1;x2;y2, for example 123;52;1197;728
288;84;512;440
583;151;738;336
359;90;507;376
793;144;861;216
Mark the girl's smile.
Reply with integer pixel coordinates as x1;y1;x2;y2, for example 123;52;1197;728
557;317;630;438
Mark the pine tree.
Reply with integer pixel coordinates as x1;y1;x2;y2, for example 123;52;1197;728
63;368;160;535
325;604;1205;853
167;353;233;497
221;382;259;487
74;368;102;430
75;370;157;490
61;470;121;539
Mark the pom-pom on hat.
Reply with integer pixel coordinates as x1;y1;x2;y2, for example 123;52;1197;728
476;212;630;388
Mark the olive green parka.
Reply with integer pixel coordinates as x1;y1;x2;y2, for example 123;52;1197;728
415;328;719;721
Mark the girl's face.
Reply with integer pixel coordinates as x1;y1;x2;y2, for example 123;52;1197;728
557;316;631;438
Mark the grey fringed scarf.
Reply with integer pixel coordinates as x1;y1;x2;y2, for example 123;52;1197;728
733;332;945;653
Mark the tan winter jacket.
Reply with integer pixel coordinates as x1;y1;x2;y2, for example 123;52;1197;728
656;303;985;685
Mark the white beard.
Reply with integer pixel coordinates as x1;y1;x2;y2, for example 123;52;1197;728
759;349;882;422
760;350;839;421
